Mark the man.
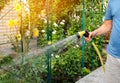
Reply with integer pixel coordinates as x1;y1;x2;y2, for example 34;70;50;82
85;0;120;83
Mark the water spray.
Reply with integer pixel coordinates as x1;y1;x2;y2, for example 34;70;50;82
25;30;105;72
1;31;105;73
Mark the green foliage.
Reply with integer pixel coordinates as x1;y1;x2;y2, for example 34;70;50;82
0;0;106;82
0;56;13;66
82;0;105;71
0;55;47;82
51;45;90;83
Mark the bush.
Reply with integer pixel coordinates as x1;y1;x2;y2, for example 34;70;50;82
51;45;91;83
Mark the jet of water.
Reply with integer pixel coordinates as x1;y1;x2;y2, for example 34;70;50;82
1;34;81;69
26;34;80;59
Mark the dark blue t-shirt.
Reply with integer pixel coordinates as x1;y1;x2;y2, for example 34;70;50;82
105;0;120;58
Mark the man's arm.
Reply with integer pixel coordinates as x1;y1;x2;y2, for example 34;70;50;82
92;20;112;37
85;20;112;42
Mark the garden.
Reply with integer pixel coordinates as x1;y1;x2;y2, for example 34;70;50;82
0;0;108;83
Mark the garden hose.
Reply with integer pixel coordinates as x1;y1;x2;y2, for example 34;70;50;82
76;31;105;72
92;42;105;72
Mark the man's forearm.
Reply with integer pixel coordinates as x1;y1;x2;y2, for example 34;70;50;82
92;20;112;37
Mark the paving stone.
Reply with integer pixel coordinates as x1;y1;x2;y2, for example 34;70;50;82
76;67;105;83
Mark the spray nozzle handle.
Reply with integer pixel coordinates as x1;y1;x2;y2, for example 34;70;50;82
83;31;89;37
76;30;89;39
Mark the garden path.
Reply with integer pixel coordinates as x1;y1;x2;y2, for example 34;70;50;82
76;67;104;83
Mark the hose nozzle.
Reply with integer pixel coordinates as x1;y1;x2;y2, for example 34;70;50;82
76;31;89;39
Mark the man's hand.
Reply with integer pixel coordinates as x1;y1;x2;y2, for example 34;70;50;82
84;32;95;42
84;20;112;42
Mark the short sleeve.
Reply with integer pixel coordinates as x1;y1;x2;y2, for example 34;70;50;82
105;3;113;20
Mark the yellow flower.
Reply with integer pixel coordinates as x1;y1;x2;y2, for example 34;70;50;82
8;19;15;27
33;28;39;37
14;3;21;12
48;41;52;45
16;33;21;41
14;19;20;26
41;9;46;18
